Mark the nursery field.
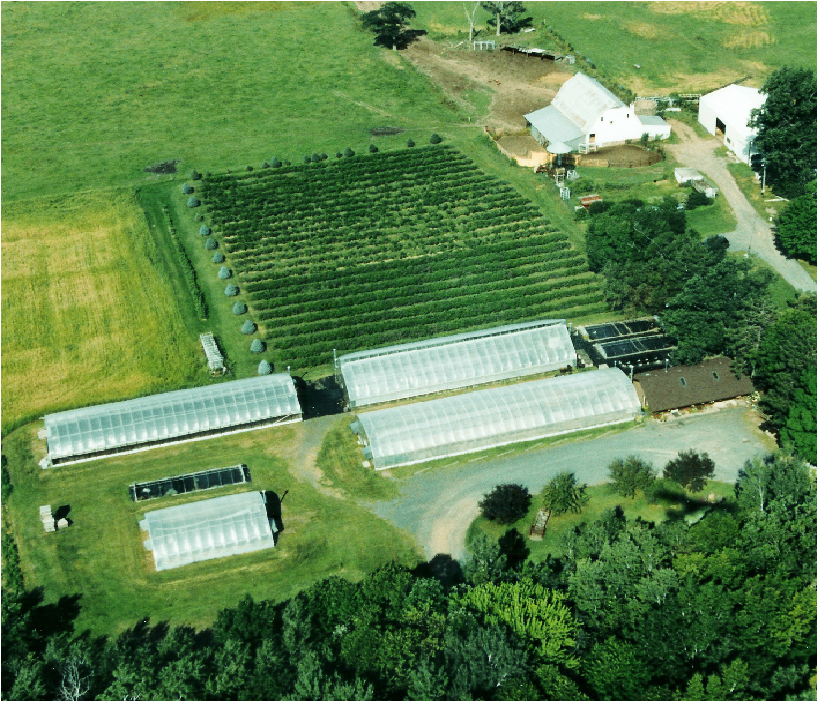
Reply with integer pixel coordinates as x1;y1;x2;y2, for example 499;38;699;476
200;146;607;370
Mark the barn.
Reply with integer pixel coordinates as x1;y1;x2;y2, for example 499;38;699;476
524;73;670;153
43;375;302;466
698;85;766;164
336;319;576;408
353;368;641;470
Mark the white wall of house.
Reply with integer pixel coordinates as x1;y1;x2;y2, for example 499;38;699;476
588;106;638;147
698;85;766;165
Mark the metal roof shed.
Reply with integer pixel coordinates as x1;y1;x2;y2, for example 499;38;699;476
356;368;640;470
338;320;576;408
140;492;275;571
44;375;302;466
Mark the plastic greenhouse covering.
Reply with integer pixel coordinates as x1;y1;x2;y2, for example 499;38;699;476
44;375;302;464
140;492;275;571
338;320;575;407
357;368;640;470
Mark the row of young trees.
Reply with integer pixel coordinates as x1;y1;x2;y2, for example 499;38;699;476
4;451;815;700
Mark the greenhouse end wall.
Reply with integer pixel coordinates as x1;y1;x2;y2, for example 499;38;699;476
357;368;641;470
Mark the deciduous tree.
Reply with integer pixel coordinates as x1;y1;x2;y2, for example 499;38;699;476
541;472;589;515
361;2;417;50
607;455;655;498
479;484;531;524
775;181;817;262
663;450;715;492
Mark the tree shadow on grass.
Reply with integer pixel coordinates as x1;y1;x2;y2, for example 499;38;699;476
651;485;737;523
21;588;83;645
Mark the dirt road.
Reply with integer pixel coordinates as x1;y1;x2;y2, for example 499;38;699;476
372;406;771;560
666;121;817;292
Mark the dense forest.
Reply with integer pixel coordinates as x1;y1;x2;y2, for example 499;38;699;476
3;453;816;701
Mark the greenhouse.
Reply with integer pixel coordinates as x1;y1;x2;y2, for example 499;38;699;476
140;491;276;571
43;375;302;466
355;368;641;470
337;320;575;408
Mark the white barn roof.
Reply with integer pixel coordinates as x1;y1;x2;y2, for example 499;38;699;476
338;320;576;407
357;368;641;470
141;492;275;571
44;375;302;464
699;85;765;141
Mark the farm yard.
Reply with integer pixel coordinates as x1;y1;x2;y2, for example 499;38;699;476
200;145;606;371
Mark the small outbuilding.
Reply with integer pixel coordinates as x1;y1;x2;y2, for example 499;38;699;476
633;357;755;413
698;85;766;164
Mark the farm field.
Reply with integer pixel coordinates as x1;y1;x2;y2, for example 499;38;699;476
412;1;817;93
198;145;607;371
2;416;417;637
0;192;202;433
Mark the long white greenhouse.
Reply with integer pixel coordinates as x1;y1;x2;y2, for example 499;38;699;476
43;375;302;466
140;491;276;571
337;320;576;408
355;368;641;470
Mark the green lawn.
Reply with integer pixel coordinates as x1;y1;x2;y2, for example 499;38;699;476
1;2;463;202
467;480;737;560
412;2;817;93
2;415;417;637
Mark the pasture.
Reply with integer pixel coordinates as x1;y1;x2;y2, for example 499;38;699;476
412;1;817;93
0;192;202;433
196;146;607;372
2;416;417;637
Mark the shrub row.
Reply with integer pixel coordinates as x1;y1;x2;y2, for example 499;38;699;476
162;206;207;319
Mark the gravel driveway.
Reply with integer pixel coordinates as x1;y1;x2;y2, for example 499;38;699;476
371;406;771;560
665;120;816;292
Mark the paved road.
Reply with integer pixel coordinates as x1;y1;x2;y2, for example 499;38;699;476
371;407;771;560
665;121;817;293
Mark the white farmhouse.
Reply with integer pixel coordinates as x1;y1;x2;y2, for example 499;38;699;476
698;85;766;164
524;73;670;153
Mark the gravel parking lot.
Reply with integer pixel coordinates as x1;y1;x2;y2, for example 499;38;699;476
371;406;772;559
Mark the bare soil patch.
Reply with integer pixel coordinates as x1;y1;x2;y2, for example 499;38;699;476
403;37;573;130
583;145;663;168
496;134;546;158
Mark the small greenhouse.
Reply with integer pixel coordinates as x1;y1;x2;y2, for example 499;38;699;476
338;320;575;408
140;491;276;571
43;375;302;465
355;368;640;470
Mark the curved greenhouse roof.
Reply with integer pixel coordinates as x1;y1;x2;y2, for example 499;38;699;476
140;491;275;571
338;320;575;407
356;368;640;470
44;375;301;465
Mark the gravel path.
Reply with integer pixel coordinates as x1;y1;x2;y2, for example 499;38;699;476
665;121;817;292
371;406;771;560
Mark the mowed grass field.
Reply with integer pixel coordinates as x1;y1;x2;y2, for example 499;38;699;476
3;416;417;637
1;1;464;202
1;192;202;433
413;1;817;93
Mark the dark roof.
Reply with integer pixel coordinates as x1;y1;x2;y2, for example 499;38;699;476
596;335;676;361
634;357;754;413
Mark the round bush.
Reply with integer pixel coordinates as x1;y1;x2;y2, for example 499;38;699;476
241;319;256;335
181;183;194;194
258;359;272;376
261;161;270;169
250;338;265;353
205;238;218;251
232;301;247;315
190;170;202;180
218;265;232;280
283;161;291;166
246;165;253;171
212;252;225;264
187;196;201;208
271;157;282;168
336;152;343;158
478;484;531;524
199;225;211;236
343;147;355;157
369;144;379;153
430;133;442;144
407;139;415;148
311;153;322;163
303;155;311;164
224;284;238;297
194;213;204;222
320;153;328;160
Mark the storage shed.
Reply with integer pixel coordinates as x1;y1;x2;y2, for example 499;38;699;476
355;368;640;470
43;375;302;466
698;85;766;164
140;491;276;571
337;320;575;408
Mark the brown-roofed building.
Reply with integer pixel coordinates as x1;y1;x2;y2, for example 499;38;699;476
633;357;755;414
